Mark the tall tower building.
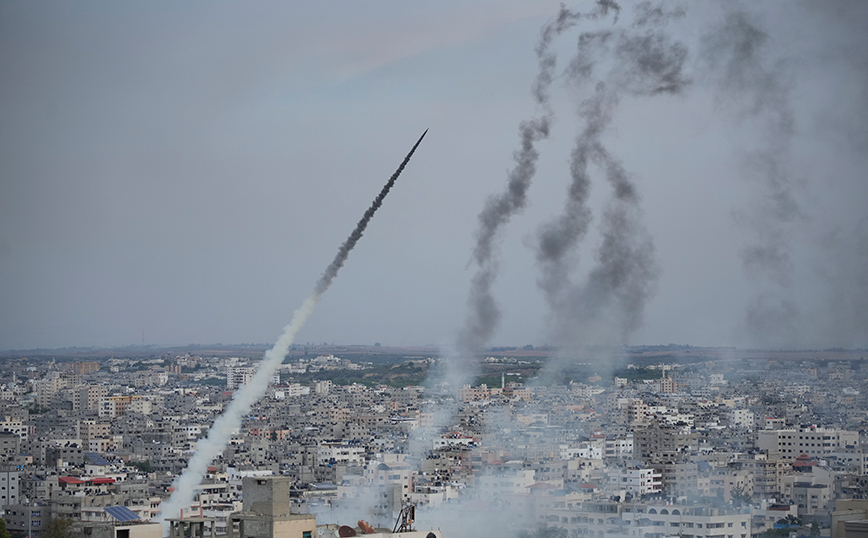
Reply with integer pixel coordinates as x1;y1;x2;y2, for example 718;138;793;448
227;476;316;538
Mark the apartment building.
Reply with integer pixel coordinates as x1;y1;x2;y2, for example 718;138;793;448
757;427;859;460
633;421;699;461
316;442;365;465
539;501;751;538
612;467;662;496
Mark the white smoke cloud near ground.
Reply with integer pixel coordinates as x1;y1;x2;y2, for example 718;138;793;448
156;295;319;523
156;130;427;524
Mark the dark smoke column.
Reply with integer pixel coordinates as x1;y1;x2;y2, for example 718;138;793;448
316;129;428;295
534;3;688;350
455;0;620;357
156;129;427;525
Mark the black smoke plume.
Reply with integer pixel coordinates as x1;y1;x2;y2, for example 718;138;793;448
536;3;687;350
457;0;621;356
315;129;428;296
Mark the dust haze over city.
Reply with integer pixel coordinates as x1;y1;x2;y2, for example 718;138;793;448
1;2;867;538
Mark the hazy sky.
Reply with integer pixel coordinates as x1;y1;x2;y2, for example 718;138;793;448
1;1;866;351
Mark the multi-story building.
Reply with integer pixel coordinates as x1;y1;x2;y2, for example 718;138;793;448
757;426;859;460
35;373;66;408
633;421;698;461
476;467;536;500
79;386;108;412
628;400;649;424
80;419;110;442
227;366;254;390
457;384;491;402
284;384;310;398
604;436;634;460
45;443;87;466
727;409;755;429
733;454;789;501
709;467;754;504
0;433;20;462
657;461;702;498
316;442;365;465
64;362;100;376
0;468;21;506
98;396;136;418
128;397;152;415
659;372;678;394
538;501;751;538
133;371;169;388
0;417;27;441
224;476;316;538
612;467;662;496
226;367;278;390
313;380;332;395
2;503;46;538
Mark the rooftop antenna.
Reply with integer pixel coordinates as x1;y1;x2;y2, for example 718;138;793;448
393;504;415;533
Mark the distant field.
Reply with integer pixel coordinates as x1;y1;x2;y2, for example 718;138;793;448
1;342;863;364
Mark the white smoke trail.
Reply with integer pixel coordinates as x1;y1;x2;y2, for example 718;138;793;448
155;295;319;523
155;129;427;527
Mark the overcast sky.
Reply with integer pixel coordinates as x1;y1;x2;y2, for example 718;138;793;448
1;1;866;351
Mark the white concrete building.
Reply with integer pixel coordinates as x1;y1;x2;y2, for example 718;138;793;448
477;468;536;500
432;433;476;450
757;426;859;460
560;444;603;460
605;437;634;459
317;443;365;465
226;366;278;389
612;468;662;496
0;417;27;441
539;501;751;538
727;409;755;428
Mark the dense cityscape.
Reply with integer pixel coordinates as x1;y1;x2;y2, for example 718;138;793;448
1;345;867;538
2;1;866;538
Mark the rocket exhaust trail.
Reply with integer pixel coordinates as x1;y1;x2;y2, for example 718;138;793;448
156;129;428;525
315;129;427;295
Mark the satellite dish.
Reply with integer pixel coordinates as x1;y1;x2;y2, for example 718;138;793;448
338;526;356;537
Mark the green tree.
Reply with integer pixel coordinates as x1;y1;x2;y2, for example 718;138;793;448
730;484;752;507
25;403;48;415
131;461;155;473
42;518;74;538
0;518;12;538
776;515;802;527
